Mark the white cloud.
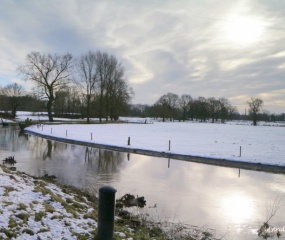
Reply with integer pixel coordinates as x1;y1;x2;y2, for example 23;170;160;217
0;0;284;113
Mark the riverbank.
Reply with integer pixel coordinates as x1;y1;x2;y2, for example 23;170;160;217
0;165;98;239
0;165;160;239
25;121;285;174
0;165;218;240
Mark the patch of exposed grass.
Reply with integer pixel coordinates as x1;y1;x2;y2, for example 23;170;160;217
61;185;97;204
50;194;63;203
33;181;53;196
22;228;34;235
3;201;13;206
37;228;49;233
72;201;86;210
66;197;86;209
15;213;30;223
3;186;15;196
71;232;93;240
17;203;27;211
8;217;18;228
66;198;73;204
83;210;97;220
43;202;55;213
34;211;46;222
1;166;11;174
61;201;79;218
74;195;86;203
0;229;17;238
51;215;61;220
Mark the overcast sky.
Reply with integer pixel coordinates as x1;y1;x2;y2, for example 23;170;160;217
0;0;285;114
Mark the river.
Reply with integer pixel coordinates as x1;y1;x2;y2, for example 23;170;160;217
0;126;284;239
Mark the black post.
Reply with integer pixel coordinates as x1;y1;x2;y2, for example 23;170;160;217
128;137;130;146
97;186;117;240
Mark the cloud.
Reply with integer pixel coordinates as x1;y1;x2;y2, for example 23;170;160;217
0;0;284;113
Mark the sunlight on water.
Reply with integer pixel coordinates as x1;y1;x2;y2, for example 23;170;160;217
222;192;254;224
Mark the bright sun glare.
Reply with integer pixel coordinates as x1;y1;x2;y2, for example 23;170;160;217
223;16;264;46
222;193;254;224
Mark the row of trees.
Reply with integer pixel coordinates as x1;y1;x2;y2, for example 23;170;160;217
1;84;284;125
129;94;283;125
14;51;133;122
129;93;238;122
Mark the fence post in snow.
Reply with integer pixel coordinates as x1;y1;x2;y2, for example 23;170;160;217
91;133;93;140
66;130;67;137
51;128;52;134
239;146;242;157
128;137;130;146
169;140;171;151
42;125;43;131
97;186;117;240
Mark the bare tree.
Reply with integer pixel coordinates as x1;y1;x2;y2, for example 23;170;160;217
156;93;179;121
95;51;113;122
0;83;25;118
53;87;83;118
208;97;221;123
94;51;132;122
76;51;97;123
18;51;73;122
193;96;210;122
179;94;192;121
247;97;263;126
109;76;133;120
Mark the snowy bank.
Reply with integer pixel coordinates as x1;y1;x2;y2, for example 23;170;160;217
0;166;208;240
25;122;285;171
0;166;97;239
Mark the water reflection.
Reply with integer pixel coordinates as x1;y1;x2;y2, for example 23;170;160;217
1;126;285;239
222;193;254;224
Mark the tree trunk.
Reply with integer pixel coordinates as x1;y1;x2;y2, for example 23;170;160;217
47;101;54;122
11;108;16;119
86;96;90;124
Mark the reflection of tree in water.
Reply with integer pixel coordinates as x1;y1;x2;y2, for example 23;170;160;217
43;140;53;160
82;147;126;185
97;149;124;174
26;136;72;161
18;130;28;140
1;127;127;189
0;127;27;151
26;136;125;181
84;147;125;172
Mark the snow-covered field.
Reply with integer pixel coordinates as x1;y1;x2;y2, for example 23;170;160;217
26;120;285;166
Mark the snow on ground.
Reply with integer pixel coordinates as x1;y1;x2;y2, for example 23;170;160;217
0;166;135;239
0;167;97;239
15;112;84;123
26;121;285;166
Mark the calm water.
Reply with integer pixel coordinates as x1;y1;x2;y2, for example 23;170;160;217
1;126;285;239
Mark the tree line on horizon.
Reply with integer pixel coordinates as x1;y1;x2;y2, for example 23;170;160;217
128;94;282;125
1;83;283;125
0;51;284;125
